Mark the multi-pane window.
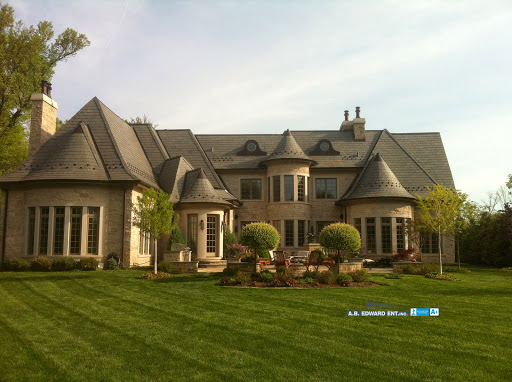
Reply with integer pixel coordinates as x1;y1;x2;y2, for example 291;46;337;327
273;176;280;202
39;207;49;255
27;206;101;256
298;220;305;246
267;177;270;202
206;216;217;253
27;207;36;255
381;217;392;254
70;207;82;255
285;220;294;247
240;179;262;200
354;218;362;239
187;214;198;250
297;176;305;202
422;233;440;254
396;218;405;252
53;207;65;255
87;207;100;255
366;218;376;254
315;178;337;199
284;175;294;201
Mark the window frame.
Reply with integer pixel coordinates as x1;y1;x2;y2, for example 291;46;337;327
315;178;337;199
240;178;262;200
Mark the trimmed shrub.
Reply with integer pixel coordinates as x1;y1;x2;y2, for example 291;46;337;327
416;263;440;275
158;261;175;274
240;223;280;257
31;257;52;272
2;258;30;272
77;257;98;271
222;267;237;277
318;223;361;261
350;269;369;282
317;270;336;285
303;270;320;279
52;257;77;271
374;257;393;267
259;270;274;283
103;257;119;271
336;273;353;282
234;271;250;285
401;264;417;275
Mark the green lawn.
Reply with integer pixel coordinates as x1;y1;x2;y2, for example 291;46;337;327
0;268;510;382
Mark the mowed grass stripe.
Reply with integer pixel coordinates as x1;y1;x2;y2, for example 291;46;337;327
0;269;511;381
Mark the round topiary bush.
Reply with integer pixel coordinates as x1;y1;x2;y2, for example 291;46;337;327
2;258;30;272
52;258;77;271
240;222;280;274
319;223;361;260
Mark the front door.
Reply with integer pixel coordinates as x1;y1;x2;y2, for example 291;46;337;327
206;215;218;257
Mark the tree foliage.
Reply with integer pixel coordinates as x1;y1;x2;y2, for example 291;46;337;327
240;223;280;252
416;185;467;274
0;3;89;175
318;223;361;260
132;189;176;274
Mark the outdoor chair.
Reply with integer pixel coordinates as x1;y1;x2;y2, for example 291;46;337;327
273;251;290;269
304;251;323;272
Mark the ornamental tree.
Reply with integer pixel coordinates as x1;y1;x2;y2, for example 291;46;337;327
319;223;361;274
240;223;280;273
132;189;177;274
416;185;466;274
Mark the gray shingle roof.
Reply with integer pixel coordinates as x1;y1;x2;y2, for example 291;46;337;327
156;130;225;189
260;130;315;165
159;156;194;203
0;98;159;188
342;153;415;200
179;169;234;206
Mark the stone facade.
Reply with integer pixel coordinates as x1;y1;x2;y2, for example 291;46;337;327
28;94;58;157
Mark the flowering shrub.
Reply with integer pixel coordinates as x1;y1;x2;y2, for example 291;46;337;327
350;269;369;282
226;243;248;258
394;248;415;261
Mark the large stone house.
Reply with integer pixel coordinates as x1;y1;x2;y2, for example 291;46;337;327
0;86;455;266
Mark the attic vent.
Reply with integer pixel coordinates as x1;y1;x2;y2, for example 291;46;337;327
309;139;340;156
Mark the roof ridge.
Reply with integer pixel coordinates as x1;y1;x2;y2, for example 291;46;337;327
80;123;111;180
94;98;136;181
380;129;438;185
148;125;170;159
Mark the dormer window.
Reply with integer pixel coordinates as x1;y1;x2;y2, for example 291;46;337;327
237;140;266;156
310;139;340;156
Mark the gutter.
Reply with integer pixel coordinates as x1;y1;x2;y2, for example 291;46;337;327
1;189;8;263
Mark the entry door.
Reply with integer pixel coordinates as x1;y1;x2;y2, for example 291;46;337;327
206;215;218;256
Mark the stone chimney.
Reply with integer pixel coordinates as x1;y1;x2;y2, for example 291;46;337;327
28;80;58;156
340;106;366;141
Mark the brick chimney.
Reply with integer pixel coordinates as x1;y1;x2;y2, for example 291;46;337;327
340;106;366;141
28;80;58;156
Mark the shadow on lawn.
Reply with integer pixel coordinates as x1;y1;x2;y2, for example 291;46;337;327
151;273;220;284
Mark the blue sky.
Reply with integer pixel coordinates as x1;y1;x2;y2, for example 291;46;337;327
13;0;512;203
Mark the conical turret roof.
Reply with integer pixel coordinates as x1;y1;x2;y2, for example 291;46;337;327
179;168;234;206
342;153;415;200
260;130;316;165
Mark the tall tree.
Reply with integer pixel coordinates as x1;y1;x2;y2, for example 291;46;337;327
0;3;89;175
416;185;466;274
131;189;177;274
452;192;478;269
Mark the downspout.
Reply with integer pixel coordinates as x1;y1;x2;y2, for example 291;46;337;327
344;204;348;224
1;190;8;263
122;187;128;267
